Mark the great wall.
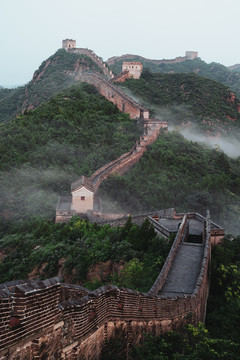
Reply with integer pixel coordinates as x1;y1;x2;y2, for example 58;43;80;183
107;50;199;66
0;40;225;359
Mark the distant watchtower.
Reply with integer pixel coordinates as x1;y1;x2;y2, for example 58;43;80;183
185;51;198;60
122;62;143;79
62;39;76;51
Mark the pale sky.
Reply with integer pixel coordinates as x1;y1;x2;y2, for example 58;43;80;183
1;0;240;87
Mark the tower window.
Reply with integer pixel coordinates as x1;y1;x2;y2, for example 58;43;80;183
81;196;85;201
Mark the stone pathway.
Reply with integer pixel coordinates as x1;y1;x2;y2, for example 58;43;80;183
158;243;204;297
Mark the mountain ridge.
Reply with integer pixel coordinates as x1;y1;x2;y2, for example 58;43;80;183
108;54;240;97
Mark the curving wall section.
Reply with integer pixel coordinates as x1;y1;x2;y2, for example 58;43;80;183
0;213;214;359
90;120;167;191
80;72;149;119
68;48;114;79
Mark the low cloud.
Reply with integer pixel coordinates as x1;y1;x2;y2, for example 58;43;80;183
172;125;240;158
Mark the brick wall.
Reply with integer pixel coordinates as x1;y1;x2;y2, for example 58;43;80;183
60;283;90;301
90;120;167;191
0;278;60;354
80;73;149;119
111;70;130;83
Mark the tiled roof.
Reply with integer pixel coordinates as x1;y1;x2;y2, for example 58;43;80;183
71;176;94;193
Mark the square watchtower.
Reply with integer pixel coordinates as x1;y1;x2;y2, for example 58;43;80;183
62;39;76;51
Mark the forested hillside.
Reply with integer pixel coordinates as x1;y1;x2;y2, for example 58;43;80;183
98;131;240;234
109;56;240;97
0;82;142;220
0;49;103;123
118;70;240;136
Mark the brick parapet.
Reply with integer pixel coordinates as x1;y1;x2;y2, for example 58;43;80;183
111;70;130;83
148;215;188;296
60;283;90;302
0;278;60;353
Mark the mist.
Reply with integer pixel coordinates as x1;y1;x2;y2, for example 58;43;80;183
0;151;78;221
119;86;240;160
174;126;240;159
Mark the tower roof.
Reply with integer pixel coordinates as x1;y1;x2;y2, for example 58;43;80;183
71;176;94;193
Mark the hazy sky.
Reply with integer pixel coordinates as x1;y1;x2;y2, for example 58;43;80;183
1;0;240;87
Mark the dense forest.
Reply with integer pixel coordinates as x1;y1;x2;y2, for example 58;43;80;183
109;56;240;97
117;70;240;136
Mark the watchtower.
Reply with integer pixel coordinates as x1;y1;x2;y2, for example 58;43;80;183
122;62;143;79
62;39;76;51
185;51;198;60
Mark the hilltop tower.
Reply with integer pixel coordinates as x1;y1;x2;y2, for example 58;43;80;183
62;39;76;51
185;51;198;60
